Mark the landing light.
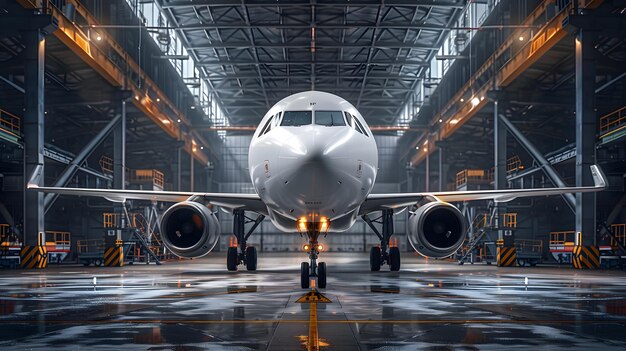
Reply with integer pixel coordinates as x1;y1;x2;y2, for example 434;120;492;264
297;217;308;232
319;217;329;233
303;244;311;252
317;244;323;251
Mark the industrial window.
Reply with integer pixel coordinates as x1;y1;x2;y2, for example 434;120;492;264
315;111;346;126
258;115;274;136
281;111;312;126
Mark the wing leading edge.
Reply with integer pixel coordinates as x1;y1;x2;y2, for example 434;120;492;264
361;165;607;214
27;165;266;214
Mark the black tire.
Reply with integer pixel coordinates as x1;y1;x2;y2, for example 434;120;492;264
318;262;327;289
227;247;238;271
246;246;257;271
370;246;382;271
301;262;310;289
389;247;401;271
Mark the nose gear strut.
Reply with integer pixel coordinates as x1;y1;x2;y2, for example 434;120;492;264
300;228;327;289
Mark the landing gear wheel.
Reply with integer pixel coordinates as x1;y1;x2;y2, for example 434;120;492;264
318;262;327;289
370;247;382;271
246;246;257;271
389;247;401;271
301;262;310;289
94;259;103;267
227;247;238;271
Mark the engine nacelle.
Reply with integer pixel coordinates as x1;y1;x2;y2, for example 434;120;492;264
408;201;467;258
160;201;220;258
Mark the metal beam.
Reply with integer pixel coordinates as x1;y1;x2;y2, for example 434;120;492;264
44;114;121;213
575;30;597;246
114;100;126;189
498;113;576;212
22;28;45;246
161;0;467;8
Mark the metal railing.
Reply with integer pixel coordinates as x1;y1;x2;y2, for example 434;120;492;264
600;106;626;133
609;223;626;247
76;239;105;254
507;155;524;174
0;109;20;136
515;239;543;254
99;155;113;174
503;213;517;228
456;169;491;188
45;231;71;250
128;169;165;189
549;231;576;245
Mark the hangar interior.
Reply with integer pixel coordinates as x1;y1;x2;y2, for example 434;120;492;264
0;0;626;349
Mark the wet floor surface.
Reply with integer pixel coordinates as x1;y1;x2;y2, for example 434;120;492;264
1;253;626;350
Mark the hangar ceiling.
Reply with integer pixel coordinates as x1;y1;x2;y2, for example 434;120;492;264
158;0;466;125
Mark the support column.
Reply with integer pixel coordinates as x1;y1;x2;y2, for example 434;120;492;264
438;147;444;192
176;147;182;191
113;100;126;190
494;100;509;246
190;153;195;192
21;29;46;268
575;30;597;247
425;150;430;192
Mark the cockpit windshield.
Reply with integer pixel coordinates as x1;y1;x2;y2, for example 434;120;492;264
281;111;312;126
315;111;346;126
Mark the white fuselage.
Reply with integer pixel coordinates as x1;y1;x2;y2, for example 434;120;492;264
249;91;378;232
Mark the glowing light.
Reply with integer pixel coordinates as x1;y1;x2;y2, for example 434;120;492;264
161;119;170;124
177;118;181;123
298;217;308;232
470;97;480;107
480;96;485;101
460;98;464;102
96;35;102;41
303;244;310;252
156;98;161;102
319;217;329;232
135;95;140;100
438;119;443;123
200;146;204;150
415;146;419;150
423;148;428;152
449;119;459;125
317;244;323;251
518;36;524;41
423;140;428;146
190;105;196;110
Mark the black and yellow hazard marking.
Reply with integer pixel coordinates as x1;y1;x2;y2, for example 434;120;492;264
296;289;331;351
497;247;516;267
103;246;124;267
20;246;47;269
572;245;600;269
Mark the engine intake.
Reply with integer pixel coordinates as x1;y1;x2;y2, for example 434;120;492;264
160;201;220;258
408;201;467;258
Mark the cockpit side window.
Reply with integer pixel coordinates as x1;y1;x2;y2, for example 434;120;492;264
344;112;368;136
315;111;346;126
258;115;274;137
281;111;312;126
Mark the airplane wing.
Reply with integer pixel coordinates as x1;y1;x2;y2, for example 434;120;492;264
360;165;607;215
27;166;267;214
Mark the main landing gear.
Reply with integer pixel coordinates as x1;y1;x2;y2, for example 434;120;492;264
300;230;327;289
227;209;265;271
362;209;400;272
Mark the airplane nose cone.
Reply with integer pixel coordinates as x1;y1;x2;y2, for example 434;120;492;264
279;126;347;162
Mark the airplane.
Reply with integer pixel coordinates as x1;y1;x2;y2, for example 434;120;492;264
28;91;607;289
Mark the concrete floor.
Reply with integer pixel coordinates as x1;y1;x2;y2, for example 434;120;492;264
1;252;626;350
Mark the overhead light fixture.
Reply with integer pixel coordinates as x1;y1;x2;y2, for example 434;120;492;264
96;35;102;41
519;36;524;41
156;98;160;102
190;105;196;110
460;98;464;102
200;146;204;150
177;118;181;123
439;119;443;123
449;119;459;125
471;97;480;107
415;146;420;150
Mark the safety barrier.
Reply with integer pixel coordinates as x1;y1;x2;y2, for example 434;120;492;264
497;247;517;267
600;106;626;133
0;109;20;136
573;246;600;269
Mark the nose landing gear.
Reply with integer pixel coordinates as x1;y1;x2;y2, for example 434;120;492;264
227;209;265;271
300;231;327;289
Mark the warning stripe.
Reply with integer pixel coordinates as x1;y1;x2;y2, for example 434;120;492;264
573;245;600;269
104;246;124;267
497;247;517;267
20;246;47;269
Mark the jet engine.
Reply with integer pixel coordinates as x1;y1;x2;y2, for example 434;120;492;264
407;201;467;258
160;201;220;258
